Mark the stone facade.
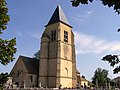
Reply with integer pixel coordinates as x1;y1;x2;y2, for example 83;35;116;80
39;6;77;88
10;56;39;88
80;77;89;88
10;5;78;89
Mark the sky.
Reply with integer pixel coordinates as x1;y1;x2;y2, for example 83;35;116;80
0;0;120;81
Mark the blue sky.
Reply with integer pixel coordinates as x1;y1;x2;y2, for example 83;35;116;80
1;0;120;81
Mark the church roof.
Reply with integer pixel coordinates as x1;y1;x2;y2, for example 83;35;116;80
46;5;72;28
20;56;39;74
76;69;80;74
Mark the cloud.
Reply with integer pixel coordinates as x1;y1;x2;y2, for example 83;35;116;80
71;11;93;24
74;31;120;55
15;31;23;37
86;11;93;14
28;32;41;39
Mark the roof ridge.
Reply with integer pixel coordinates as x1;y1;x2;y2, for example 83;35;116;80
20;55;38;60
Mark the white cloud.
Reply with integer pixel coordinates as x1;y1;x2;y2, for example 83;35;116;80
86;11;93;14
74;31;120;55
111;44;120;51
28;32;41;39
15;31;23;37
71;11;93;24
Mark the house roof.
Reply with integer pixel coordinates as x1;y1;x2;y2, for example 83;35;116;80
80;76;89;82
46;5;72;28
20;55;39;74
114;76;120;80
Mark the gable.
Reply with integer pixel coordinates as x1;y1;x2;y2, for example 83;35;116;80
10;56;28;76
10;56;39;76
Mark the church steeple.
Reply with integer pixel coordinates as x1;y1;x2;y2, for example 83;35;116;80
39;5;76;88
46;5;72;28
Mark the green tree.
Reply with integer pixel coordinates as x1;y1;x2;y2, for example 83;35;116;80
88;81;95;87
102;54;120;74
71;0;120;14
33;50;40;59
0;0;16;65
92;68;109;87
0;73;9;89
0;0;16;88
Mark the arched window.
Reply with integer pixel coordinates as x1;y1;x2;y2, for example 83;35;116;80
64;30;68;42
51;30;56;41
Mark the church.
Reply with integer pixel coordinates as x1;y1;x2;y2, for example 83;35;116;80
10;5;81;88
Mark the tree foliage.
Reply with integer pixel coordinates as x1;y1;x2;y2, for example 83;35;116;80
102;54;120;74
0;0;10;33
0;73;9;89
88;82;95;87
92;68;109;87
71;0;120;14
0;0;16;65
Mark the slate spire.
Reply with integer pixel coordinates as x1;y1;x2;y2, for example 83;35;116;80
46;5;72;27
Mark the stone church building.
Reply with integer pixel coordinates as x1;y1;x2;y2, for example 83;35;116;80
10;5;80;88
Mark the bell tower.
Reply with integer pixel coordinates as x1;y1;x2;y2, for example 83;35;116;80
39;5;77;88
